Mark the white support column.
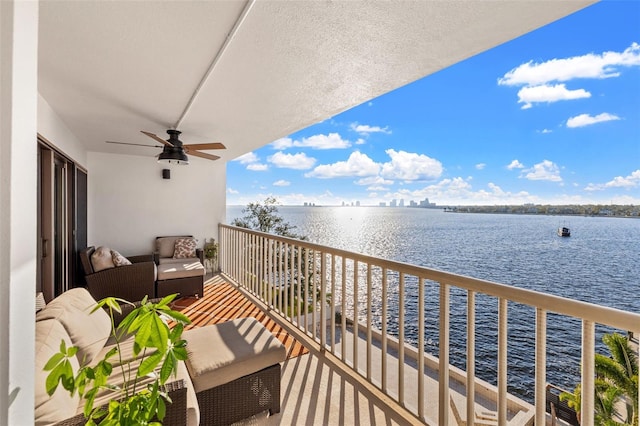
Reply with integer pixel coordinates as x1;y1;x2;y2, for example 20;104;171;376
0;1;39;423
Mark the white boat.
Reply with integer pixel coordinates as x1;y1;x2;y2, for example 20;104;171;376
557;226;571;237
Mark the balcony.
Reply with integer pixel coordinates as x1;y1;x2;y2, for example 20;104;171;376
217;224;640;426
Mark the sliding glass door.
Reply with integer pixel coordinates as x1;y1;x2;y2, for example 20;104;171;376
38;140;87;301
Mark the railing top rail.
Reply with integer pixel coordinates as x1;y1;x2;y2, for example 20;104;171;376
220;224;640;332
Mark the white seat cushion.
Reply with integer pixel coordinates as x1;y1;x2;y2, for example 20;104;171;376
183;317;286;393
36;287;111;365
157;260;205;281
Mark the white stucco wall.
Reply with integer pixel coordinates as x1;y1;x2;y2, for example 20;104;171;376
88;151;226;255
0;1;38;423
37;94;87;168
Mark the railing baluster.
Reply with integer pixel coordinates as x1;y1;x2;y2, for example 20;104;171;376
535;308;547;426
341;256;347;362
304;248;309;334
381;267;388;393
581;320;595;426
353;260;359;372
312;250;317;341
438;282;450;426
498;298;508;425
320;252;327;347
366;263;372;380
289;242;294;321
283;242;288;315
418;277;425;420
330;254;336;353
398;272;405;406
297;243;302;328
253;233;258;294
467;290;476;425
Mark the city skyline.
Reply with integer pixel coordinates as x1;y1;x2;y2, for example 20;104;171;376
227;2;640;207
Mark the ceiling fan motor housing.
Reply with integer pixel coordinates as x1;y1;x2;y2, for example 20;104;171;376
159;130;189;164
166;129;183;147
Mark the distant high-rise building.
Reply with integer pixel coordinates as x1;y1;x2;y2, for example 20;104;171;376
379;202;386;207
356;201;360;207
399;199;405;207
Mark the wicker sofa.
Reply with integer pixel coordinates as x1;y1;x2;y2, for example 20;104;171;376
34;287;197;426
35;288;287;426
79;246;156;301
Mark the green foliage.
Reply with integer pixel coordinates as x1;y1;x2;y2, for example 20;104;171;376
44;294;191;425
231;196;305;239
561;332;639;426
203;238;218;260
232;197;333;309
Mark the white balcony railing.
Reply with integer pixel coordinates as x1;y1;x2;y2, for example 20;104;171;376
219;224;640;426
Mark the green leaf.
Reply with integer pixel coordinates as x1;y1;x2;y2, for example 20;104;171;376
161;309;191;325
172;346;188;361
138;350;163;377
159;353;176;383
147;315;169;351
157;294;177;307
67;346;78;358
169;323;184;341
43;352;65;371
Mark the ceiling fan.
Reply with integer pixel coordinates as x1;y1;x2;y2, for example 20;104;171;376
106;130;226;165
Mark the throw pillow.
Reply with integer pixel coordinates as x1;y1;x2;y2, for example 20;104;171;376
111;250;132;267
173;237;197;259
91;246;115;272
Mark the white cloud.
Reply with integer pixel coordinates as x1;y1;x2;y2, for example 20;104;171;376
268;152;316;170
350;123;392;135
247;163;268;171
566;112;621;128
507;160;525;170
273;180;291;187
517;84;591;109
521;160;562;182
272;133;351;150
585;170;640;191
227;188;239;194
380;149;443;181
305;151;380;178
355;138;366;145
475;163;486;170
355;176;393;186
235;152;259;164
499;42;640;86
539;129;553;134
271;138;293;150
306;149;443;182
367;185;389;191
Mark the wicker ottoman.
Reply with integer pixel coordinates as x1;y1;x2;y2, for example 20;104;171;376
183;317;287;425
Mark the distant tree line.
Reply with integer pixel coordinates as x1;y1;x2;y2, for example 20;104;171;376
446;204;639;218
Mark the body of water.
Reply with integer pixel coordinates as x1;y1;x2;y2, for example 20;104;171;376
227;206;640;402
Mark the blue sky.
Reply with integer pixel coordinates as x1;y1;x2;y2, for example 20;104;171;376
227;1;640;207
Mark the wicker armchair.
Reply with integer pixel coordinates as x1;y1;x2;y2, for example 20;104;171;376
79;246;156;301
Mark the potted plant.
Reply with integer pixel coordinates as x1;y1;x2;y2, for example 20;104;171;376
203;238;218;273
44;294;191;425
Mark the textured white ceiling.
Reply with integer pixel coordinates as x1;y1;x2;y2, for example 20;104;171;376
38;0;596;162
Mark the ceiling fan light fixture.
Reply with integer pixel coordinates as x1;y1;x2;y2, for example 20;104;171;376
157;148;189;165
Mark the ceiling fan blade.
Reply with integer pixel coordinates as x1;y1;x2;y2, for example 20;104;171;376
141;131;173;147
183;142;226;150
185;149;220;161
106;141;162;148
